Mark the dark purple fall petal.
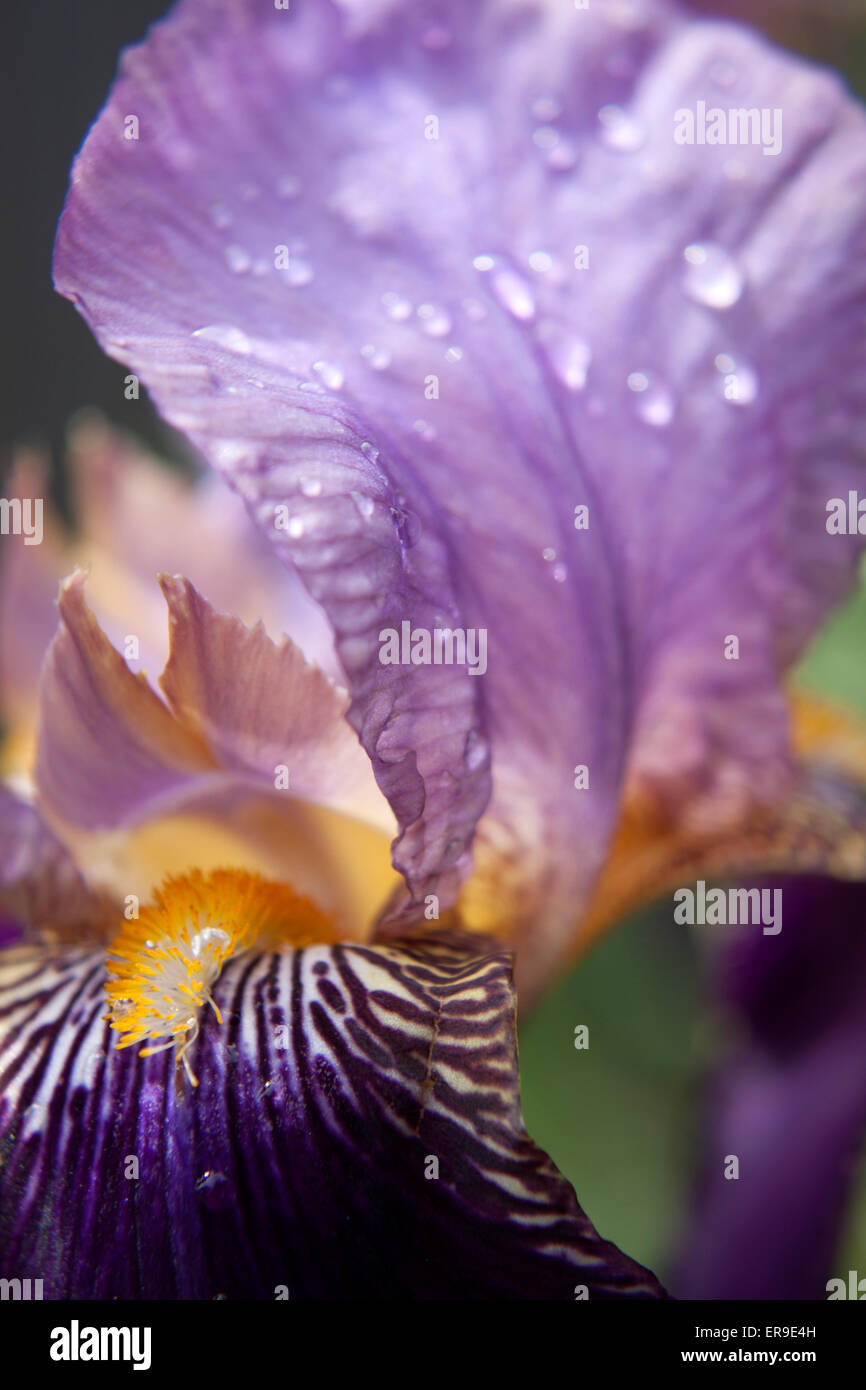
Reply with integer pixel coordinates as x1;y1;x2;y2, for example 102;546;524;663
672;875;866;1300
0;932;665;1300
52;0;866;993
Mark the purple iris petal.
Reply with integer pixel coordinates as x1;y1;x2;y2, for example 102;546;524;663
673;875;866;1300
34;570;385;836
34;572;215;834
63;417;341;680
0;785;109;939
31;571;395;933
157;574;391;828
53;0;866;995
0;421;341;707
0;932;665;1299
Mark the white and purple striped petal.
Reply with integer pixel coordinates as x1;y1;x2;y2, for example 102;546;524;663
0;932;665;1299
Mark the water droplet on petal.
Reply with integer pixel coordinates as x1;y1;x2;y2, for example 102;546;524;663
473;254;495;273
682;243;744;309
639;386;675;427
412;418;437;441
528;251;553;273
531;95;562;122
208;200;232;229
351;491;376;520
490;267;536;321
541;326;592;391
286;258;314;287
417;303;452;337
192;324;251;355
224;244;252;275
464;731;489;772
195;1169;232;1210
382;291;412;321
597;104;645;151
360;440;380;462
195;1170;227;1192
391;503;420;547
288;517;305;538
546;138;577;172
445;345;464;363
312;360;345;391
532;125;560;152
552;563;568;583
360;344;392;370
212;440;254;469
328;183;385;238
628;371;674;426
300;477;323;498
542;547;557;563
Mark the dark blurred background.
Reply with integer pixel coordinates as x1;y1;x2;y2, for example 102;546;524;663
0;1;174;476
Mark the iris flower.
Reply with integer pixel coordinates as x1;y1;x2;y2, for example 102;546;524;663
2;0;866;1299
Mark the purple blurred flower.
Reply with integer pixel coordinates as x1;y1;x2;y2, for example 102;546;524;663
674;875;866;1300
2;0;866;1299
